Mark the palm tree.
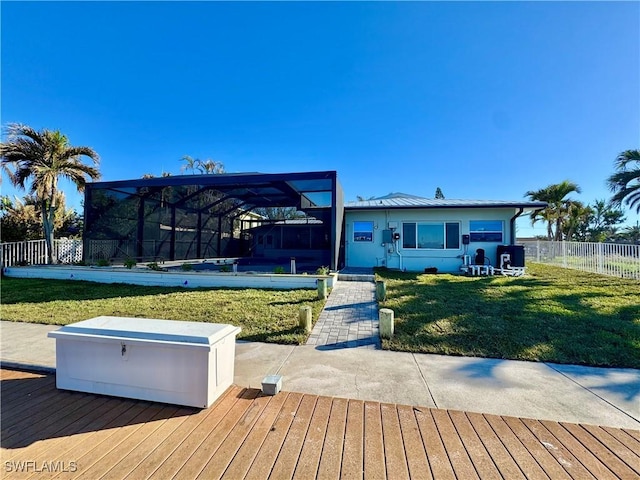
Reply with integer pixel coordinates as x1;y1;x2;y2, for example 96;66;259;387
525;180;582;240
621;223;640;244
0;123;100;262
608;149;640;213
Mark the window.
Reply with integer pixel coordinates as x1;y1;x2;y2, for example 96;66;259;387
353;221;374;242
402;222;460;249
469;220;503;242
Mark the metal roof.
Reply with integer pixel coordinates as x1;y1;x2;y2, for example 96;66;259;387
345;193;547;210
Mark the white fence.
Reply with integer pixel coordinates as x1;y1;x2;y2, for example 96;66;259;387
1;239;83;267
522;240;640;280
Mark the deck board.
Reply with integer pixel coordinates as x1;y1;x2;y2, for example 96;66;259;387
316;396;348;480
396;405;431;480
447;410;501;479
268;394;318;480
292;395;332;479
2;368;639;480
243;392;304;480
341;399;365;479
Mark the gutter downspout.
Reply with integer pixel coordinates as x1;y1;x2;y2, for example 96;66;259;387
510;208;525;244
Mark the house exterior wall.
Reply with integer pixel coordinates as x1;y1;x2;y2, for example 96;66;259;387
344;208;519;273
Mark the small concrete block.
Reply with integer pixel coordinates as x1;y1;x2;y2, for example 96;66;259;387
261;375;283;396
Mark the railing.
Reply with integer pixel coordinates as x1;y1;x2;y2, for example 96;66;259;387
1;239;83;267
522;240;640;279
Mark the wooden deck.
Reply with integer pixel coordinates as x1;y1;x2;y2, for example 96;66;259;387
2;368;639;479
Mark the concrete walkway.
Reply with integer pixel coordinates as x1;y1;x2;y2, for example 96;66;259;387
2;319;639;430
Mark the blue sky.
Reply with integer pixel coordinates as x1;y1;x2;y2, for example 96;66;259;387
2;1;639;237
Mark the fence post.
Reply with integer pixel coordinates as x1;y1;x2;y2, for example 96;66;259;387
597;242;604;275
562;241;567;268
536;240;540;262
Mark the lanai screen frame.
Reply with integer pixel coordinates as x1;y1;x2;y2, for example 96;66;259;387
83;171;344;270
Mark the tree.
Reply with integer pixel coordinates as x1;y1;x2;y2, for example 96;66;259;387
621;223;640;244
0;192;82;242
562;201;592;241
525;180;582;241
181;155;224;175
434;187;445;199
587;199;625;242
607;149;640;213
0;124;100;262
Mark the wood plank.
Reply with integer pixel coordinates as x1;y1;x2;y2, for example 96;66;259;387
341;399;365;480
74;404;181;479
431;409;478;480
483;414;548;479
146;386;249;479
99;407;195;480
501;416;571;480
2;369;638;480
222;392;291;480
414;407;455;480
152;388;258;479
1;371;55;398
540;420;618;480
30;401;159;480
521;417;597;480
465;412;526;480
292;395;333;480
363;401;386;480
243;392;304;480
4;394;113;461
581;425;640;477
121;386;238;480
197;392;275;479
0;368;30;381
624;429;640;442
316;397;348;480
0;368;40;380
561;422;638;479
447;410;501;479
2;392;92;444
396;405;431;480
267;394;318;480
16;400;136;478
601;426;640;459
1;378;61;423
380;402;410;480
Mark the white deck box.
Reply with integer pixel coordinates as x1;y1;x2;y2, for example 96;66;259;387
48;316;241;408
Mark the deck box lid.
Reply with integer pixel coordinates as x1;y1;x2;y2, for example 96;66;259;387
48;316;241;345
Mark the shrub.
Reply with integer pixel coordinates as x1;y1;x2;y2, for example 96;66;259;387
96;259;110;267
273;266;286;274
147;262;164;271
181;263;194;271
219;265;231;272
124;258;137;269
316;266;329;275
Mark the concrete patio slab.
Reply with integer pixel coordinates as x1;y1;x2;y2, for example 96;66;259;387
412;353;640;429
276;345;436;408
549;363;640;420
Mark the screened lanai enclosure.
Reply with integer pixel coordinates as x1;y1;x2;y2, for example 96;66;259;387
83;171;344;271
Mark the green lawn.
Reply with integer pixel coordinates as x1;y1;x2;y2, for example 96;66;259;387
376;263;640;368
0;277;325;344
2;264;639;367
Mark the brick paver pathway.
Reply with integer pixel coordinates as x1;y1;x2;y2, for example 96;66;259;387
306;280;380;348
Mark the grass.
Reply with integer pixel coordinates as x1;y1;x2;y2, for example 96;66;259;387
0;277;325;344
376;263;640;368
